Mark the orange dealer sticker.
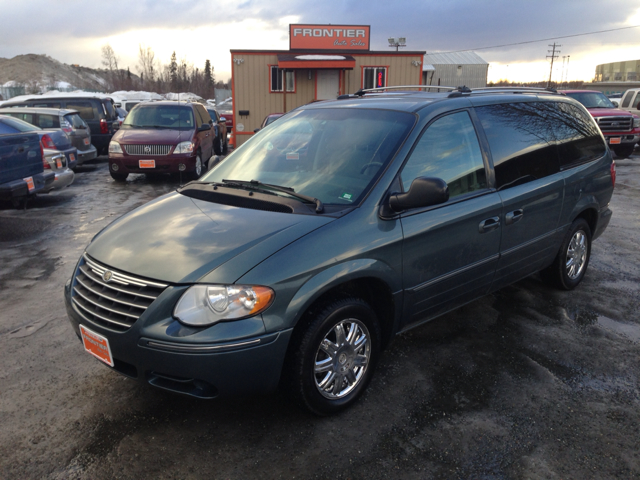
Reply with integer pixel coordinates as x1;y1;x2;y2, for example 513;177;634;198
609;137;621;145
139;159;155;168
80;324;114;367
23;177;35;191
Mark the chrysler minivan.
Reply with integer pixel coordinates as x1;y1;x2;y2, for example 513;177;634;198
64;87;615;414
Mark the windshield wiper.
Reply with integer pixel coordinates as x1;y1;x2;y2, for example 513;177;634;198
221;179;324;213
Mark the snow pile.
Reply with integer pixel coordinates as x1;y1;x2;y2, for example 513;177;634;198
164;92;203;102
1;91;116;105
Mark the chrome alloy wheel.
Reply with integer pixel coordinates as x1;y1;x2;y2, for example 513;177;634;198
566;230;587;279
314;319;371;399
194;155;202;176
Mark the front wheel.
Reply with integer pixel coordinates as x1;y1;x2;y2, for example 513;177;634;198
612;145;635;159
541;218;591;290
285;297;380;415
213;136;223;155
190;153;203;179
110;172;128;181
222;137;228;155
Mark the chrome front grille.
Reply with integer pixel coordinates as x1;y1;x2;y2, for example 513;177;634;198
596;116;633;132
123;144;172;156
71;254;168;331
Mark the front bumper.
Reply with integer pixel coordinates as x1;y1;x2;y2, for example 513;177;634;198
603;132;640;145
49;168;75;191
64;276;291;399
109;152;199;174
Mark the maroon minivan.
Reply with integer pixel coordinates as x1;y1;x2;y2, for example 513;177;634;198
107;101;215;181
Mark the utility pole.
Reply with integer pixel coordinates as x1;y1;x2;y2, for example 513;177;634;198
547;42;560;88
565;55;570;86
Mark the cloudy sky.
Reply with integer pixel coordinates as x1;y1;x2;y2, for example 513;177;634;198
1;0;639;83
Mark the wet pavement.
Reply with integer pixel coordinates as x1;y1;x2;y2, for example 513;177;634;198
1;154;639;479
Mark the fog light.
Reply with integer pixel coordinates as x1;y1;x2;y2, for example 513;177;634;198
112;163;119;171
178;164;186;171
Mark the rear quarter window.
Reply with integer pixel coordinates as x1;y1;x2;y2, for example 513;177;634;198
66;101;95;120
475;102;560;190
553;102;606;168
37;114;60;128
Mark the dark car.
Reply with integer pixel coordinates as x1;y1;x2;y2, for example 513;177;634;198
107;101;216;181
254;113;284;133
64;86;614;414
205;107;228;156
0;118;55;207
0;115;78;170
0;107;96;166
561;90;640;158
1;94;118;155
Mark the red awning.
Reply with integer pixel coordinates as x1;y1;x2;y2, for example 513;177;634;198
277;54;355;70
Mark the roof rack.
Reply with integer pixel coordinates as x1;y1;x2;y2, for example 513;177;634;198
353;85;459;96
466;86;558;94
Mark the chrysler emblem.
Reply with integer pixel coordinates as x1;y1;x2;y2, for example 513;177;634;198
102;271;113;282
144;146;151;153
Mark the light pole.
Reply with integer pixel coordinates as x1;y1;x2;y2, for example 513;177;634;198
388;37;406;52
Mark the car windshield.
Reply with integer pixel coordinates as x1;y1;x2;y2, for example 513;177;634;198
0;115;41;132
122;105;195;129
565;92;615;109
202;108;415;206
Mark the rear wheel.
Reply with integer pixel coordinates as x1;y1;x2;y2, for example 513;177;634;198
612;145;635;159
213;135;223;155
541;218;591;290
285;297;380;415
110;172;128;181
222;137;229;155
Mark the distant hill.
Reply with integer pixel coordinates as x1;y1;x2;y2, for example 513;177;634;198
0;54;138;94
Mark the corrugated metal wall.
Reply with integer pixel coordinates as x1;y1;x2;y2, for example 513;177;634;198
232;52;423;146
423;64;488;88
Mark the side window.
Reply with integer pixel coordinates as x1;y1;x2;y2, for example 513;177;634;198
18;113;35;124
476;102;560;190
197;105;212;124
401;111;487;199
0;122;16;134
554;102;607;167
193;107;205;128
33;102;61;108
620;91;635;108
37;114;60;128
66;101;95;120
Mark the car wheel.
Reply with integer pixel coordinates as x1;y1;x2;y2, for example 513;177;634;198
612;145;635;159
222;137;229;155
541;218;591;290
286;297;380;415
110;172;128;181
213;136;223;155
191;153;204;179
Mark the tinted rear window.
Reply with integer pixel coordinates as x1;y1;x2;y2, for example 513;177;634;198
0;122;17;134
64;113;87;128
0;116;40;132
104;100;116;120
37;114;60;128
66;101;95;120
553;102;607;167
476;102;560;190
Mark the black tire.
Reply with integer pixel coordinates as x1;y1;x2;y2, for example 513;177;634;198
213;135;223;155
285;297;380;415
612;145;635;159
110;172;128;181
222;137;228;155
541;218;591;290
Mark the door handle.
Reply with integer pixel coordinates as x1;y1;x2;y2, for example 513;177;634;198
505;209;524;225
478;216;500;233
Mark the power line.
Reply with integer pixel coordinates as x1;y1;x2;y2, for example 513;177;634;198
439;24;640;53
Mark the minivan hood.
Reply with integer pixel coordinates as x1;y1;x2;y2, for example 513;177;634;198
86;192;333;283
114;128;192;145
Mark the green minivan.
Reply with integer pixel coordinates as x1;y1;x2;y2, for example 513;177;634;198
64;87;615;414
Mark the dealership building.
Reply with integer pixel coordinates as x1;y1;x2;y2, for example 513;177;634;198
229;25;426;147
582;59;640;95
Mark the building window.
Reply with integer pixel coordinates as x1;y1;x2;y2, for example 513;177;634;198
627;72;637;81
270;66;295;92
614;72;623;81
363;67;387;89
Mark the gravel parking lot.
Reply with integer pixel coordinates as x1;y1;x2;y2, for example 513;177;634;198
1;153;639;479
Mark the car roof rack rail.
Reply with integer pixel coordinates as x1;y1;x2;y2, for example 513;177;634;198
468;86;560;95
353;85;458;96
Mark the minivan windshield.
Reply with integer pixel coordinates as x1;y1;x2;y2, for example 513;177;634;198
202;108;415;206
122;105;195;130
564;92;616;109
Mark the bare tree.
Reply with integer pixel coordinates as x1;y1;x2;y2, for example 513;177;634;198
138;44;156;85
101;44;124;90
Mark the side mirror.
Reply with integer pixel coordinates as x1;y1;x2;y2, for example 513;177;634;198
254;128;261;133
611;100;619;108
198;123;212;132
220;117;227;122
389;177;449;212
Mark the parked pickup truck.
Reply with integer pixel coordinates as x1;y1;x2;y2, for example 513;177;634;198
561;90;640;158
0;129;55;207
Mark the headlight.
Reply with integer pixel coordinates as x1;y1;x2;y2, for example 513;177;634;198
174;141;195;154
174;285;275;327
633;117;640;128
108;141;123;154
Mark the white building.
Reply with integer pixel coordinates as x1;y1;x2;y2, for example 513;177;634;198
422;51;488;89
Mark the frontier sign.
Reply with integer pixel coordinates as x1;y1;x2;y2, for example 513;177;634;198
290;24;371;51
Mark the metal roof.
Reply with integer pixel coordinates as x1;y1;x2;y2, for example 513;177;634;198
422;51;488;69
